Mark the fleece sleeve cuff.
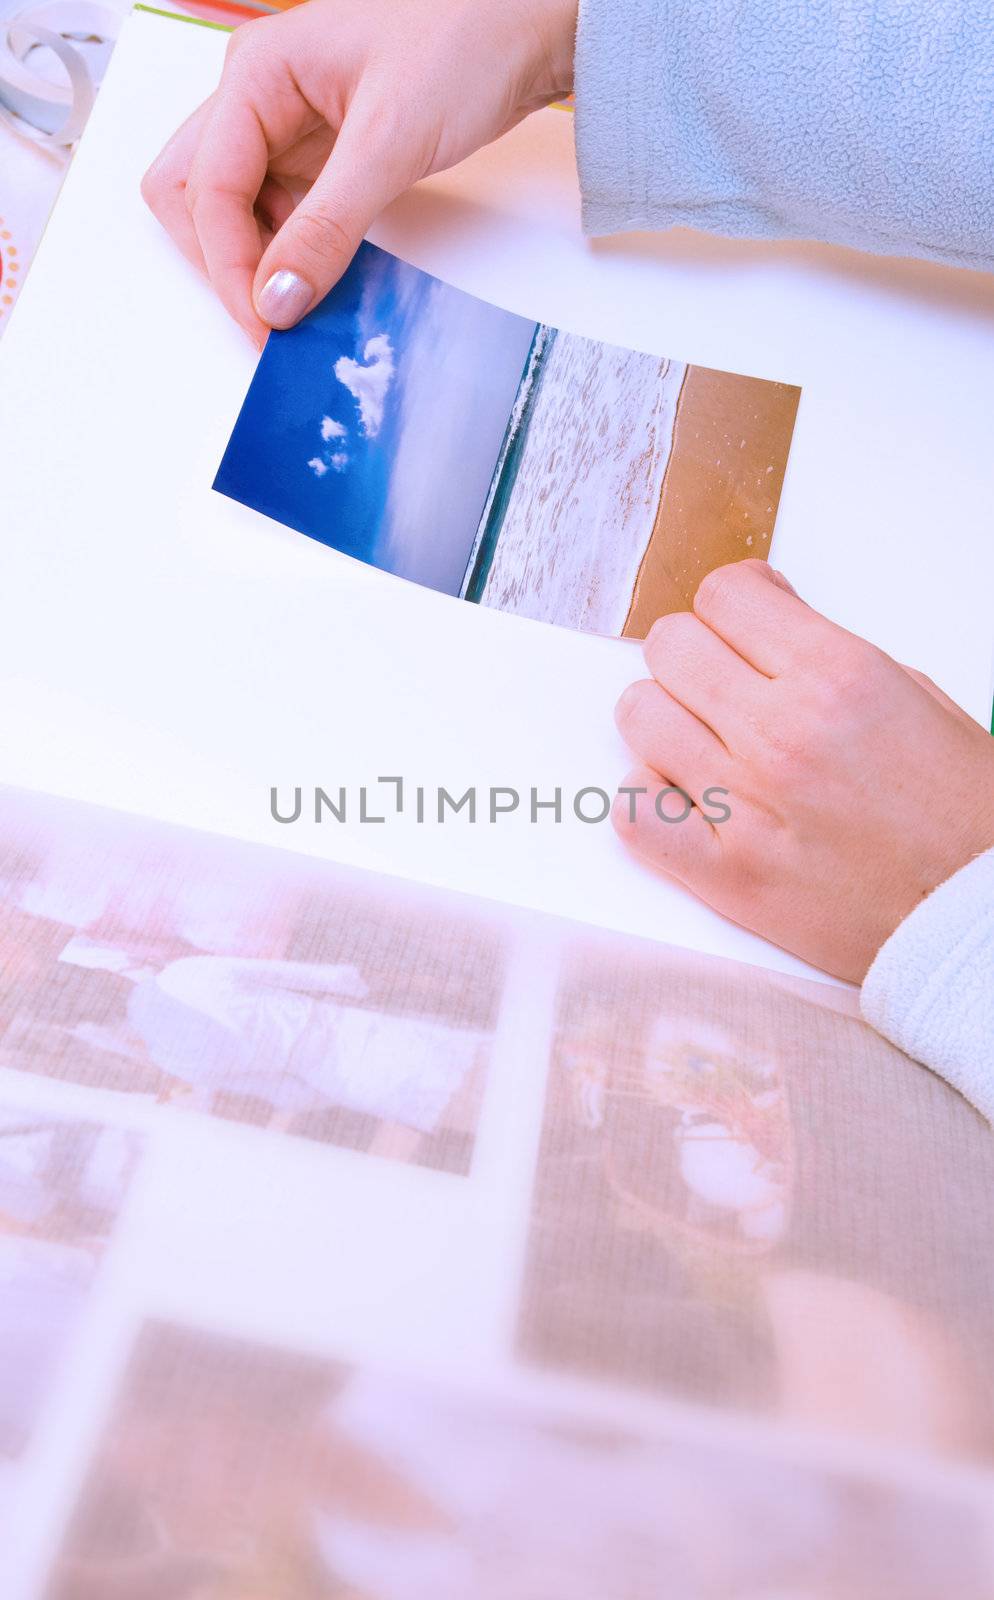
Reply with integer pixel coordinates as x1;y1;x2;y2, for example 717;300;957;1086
861;849;994;1121
573;0;994;271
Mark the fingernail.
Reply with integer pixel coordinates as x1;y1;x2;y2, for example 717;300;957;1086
255;270;315;329
772;569;800;597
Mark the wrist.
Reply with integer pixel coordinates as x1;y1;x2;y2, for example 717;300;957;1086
547;0;578;94
516;0;577;102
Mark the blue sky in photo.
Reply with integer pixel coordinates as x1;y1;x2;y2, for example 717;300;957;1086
215;242;538;596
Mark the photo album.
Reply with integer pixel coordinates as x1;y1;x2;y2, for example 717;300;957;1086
1;8;993;1596
2;785;994;1598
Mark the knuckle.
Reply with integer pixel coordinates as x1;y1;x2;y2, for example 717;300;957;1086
223;16;278;74
645;608;696;666
290;202;355;267
737;557;775;582
614;796;662;850
224;20;256;61
721;851;770;912
139;165;160;210
694;560;742;620
140;153;178;216
813;639;882;717
764;745;807;788
754;721;817;786
907;665;937;695
610;788;638;838
615;678;656;732
610;770;655;838
710;808;777;895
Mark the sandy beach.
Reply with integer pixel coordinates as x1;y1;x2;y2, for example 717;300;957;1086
622;368;801;637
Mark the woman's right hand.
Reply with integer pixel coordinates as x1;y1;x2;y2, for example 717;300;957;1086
141;0;577;345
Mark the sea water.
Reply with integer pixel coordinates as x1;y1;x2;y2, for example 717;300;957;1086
464;328;687;635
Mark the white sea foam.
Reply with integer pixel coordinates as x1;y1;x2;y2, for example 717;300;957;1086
479;333;686;634
460;325;551;597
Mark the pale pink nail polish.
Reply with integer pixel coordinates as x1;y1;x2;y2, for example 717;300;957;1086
256;270;315;329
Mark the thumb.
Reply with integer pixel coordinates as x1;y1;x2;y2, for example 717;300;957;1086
253;98;413;329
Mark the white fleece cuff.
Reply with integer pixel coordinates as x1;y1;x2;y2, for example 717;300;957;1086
861;849;994;1122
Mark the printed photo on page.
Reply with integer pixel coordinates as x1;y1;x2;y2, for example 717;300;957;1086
46;1321;994;1600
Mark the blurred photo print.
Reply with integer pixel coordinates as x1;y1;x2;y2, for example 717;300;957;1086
0;1106;140;1512
519;934;994;1462
215;243;801;637
46;1321;994;1600
0;787;508;1175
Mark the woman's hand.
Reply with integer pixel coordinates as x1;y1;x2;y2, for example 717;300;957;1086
141;0;577;344
614;560;994;982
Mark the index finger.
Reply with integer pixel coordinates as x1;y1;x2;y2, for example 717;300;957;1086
141;93;215;274
185;89;271;343
693;558;841;676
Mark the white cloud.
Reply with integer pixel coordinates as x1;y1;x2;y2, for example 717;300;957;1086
321;416;347;442
307;449;350;479
334;332;395;439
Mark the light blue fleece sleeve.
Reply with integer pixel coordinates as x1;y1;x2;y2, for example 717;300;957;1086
573;0;994;270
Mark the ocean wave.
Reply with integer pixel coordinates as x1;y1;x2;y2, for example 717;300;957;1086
468;330;686;635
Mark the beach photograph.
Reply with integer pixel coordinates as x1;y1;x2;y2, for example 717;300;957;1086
215;242;801;638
